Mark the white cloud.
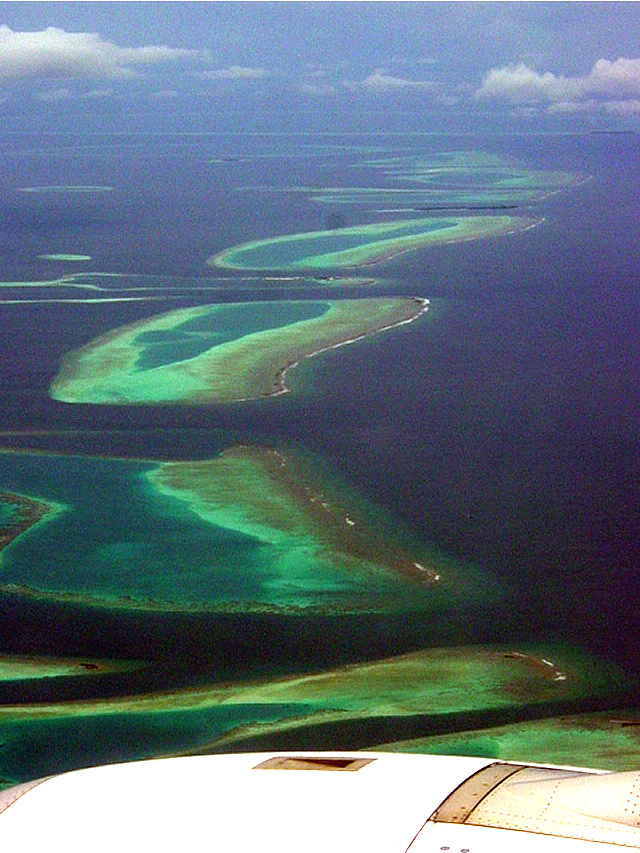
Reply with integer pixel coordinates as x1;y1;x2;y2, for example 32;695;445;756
149;89;180;100
36;87;73;102
201;65;269;81
476;57;640;114
303;63;330;79
601;99;640;116
477;63;576;103
549;98;640;117
346;68;439;94
0;26;199;82
83;88;112;99
299;82;337;96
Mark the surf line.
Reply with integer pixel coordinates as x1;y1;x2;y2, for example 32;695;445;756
234;297;430;403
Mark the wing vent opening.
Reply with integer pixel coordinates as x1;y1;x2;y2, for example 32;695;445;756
252;756;375;772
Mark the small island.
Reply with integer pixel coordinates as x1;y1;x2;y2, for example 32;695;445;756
50;297;428;405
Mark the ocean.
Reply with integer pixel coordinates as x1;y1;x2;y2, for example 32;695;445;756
0;131;638;779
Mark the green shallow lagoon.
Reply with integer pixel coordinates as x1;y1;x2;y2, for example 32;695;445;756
209;216;530;272
134;301;327;371
374;709;640;772
0;704;302;785
0;449;463;614
0;643;619;781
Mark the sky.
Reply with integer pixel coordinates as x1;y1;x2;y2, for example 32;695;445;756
0;2;639;133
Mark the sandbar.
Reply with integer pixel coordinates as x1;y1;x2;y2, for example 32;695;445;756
148;446;444;589
50;297;428;404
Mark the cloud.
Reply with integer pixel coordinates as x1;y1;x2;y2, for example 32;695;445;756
303;63;330;79
549;99;640;117
36;87;73;102
299;82;337;96
149;89;180;101
83;88;112;99
200;65;269;81
346;68;439;94
0;26;199;82
476;57;640;114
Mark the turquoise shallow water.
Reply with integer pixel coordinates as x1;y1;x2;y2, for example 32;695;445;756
0;131;637;779
0;453;276;605
0;703;303;783
0;452;436;612
0;502;15;525
135;302;328;371
221;219;454;268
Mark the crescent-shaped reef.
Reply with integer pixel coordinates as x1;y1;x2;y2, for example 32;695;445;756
50;297;427;405
208;215;535;271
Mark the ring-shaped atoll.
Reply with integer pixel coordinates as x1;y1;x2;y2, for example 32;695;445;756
208;215;536;272
50;297;427;405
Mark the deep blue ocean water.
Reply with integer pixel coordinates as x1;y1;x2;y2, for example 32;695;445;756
0;131;638;778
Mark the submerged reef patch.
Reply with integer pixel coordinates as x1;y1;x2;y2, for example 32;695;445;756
373;707;640;773
18;185;113;194
0;646;612;749
0;645;617;782
236;149;588;213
